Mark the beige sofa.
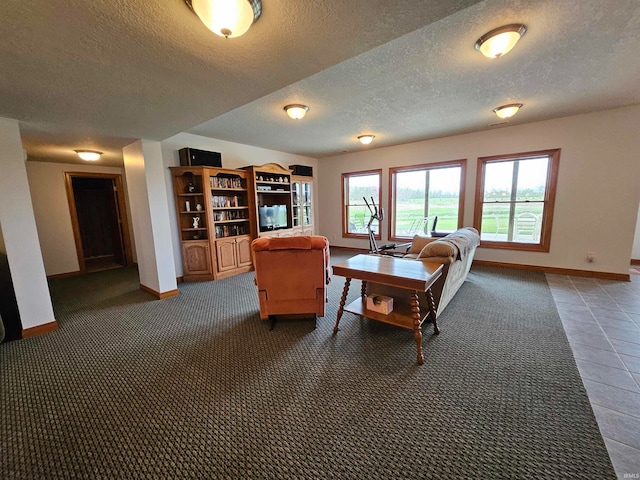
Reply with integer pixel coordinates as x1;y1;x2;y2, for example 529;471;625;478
367;227;480;318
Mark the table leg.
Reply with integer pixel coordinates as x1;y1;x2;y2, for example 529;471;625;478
361;280;367;298
410;291;424;365
333;277;351;334
427;288;439;335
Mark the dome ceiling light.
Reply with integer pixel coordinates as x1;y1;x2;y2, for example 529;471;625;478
284;104;309;120
475;24;527;58
493;103;523;119
75;150;102;161
358;135;375;145
185;0;262;38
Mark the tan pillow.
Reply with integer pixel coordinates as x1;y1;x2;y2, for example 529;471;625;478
418;240;456;259
407;235;437;254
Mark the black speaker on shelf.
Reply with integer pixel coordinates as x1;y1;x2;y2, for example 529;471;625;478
289;164;313;177
179;147;222;167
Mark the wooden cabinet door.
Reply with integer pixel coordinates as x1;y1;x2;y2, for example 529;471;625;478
236;235;253;268
216;239;237;272
182;242;212;276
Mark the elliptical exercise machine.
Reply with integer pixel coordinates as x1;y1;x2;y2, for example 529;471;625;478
363;196;382;254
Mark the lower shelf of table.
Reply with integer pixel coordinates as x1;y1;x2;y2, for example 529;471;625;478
343;297;429;330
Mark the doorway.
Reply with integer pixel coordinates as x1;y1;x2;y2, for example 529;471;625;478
65;173;133;274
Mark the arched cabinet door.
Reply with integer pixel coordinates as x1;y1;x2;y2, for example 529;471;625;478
182;242;213;279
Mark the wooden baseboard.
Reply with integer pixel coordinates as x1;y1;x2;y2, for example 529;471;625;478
139;283;180;299
631;259;640;266
176;276;184;283
22;320;58;338
46;270;81;280
330;246;369;253
473;260;630;282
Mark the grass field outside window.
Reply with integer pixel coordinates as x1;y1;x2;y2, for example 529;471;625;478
390;160;466;240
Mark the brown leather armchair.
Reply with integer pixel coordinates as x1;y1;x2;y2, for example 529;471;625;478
251;235;330;327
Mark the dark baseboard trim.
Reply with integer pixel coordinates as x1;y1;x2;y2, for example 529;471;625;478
473;260;630;282
139;284;180;299
330;246;368;253
631;259;640;266
176;276;184;283
22;320;58;338
328;247;632;281
47;270;81;280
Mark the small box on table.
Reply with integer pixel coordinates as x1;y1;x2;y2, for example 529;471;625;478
366;295;394;315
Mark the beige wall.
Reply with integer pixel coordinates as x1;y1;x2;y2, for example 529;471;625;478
161;133;318;277
318;105;640;276
123;140;177;294
26;161;132;276
0;118;55;328
632;207;640;261
0;223;5;254
23;136;317;278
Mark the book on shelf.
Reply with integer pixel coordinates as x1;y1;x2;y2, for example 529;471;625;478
211;195;240;208
210;177;243;189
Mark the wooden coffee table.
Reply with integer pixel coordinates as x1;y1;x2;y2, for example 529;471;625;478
332;254;443;365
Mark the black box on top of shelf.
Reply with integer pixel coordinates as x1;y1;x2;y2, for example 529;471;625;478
179;148;222;167
289;164;313;177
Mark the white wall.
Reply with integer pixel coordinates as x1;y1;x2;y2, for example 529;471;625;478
632;207;640;260
0;223;5;254
160;133;318;276
25;161;133;276
0;117;55;329
319;105;640;276
123;140;177;293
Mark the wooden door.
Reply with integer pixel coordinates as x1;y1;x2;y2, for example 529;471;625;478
72;177;124;263
216;238;237;272
110;181;127;265
236;235;253;268
65;172;132;274
182;242;212;276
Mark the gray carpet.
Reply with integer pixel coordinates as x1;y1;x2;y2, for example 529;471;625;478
0;252;616;479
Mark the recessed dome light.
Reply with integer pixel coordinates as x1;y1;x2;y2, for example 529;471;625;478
284;104;309;120
475;24;527;58
493;103;523;119
186;0;262;38
358;135;375;145
75;150;102;161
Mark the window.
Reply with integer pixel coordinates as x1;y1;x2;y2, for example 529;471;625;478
473;149;560;252
389;160;466;240
342;170;382;238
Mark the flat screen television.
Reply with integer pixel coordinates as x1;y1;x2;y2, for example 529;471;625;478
258;205;288;232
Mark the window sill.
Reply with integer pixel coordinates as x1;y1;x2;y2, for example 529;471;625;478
479;240;550;253
343;233;381;240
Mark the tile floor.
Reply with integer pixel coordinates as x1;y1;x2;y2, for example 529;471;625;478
546;272;640;479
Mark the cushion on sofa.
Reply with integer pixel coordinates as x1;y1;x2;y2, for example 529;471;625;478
418;240;457;259
412;227;480;265
407;234;438;254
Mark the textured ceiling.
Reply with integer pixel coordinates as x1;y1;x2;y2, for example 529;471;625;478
0;0;481;166
190;0;640;157
2;0;639;166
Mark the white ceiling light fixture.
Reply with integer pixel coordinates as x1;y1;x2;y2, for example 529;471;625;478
185;0;262;38
358;135;375;145
475;24;527;58
493;103;523;119
284;104;309;120
75;150;102;161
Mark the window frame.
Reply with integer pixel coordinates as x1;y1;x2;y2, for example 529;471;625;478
388;159;467;242
473;148;560;252
342;169;383;239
